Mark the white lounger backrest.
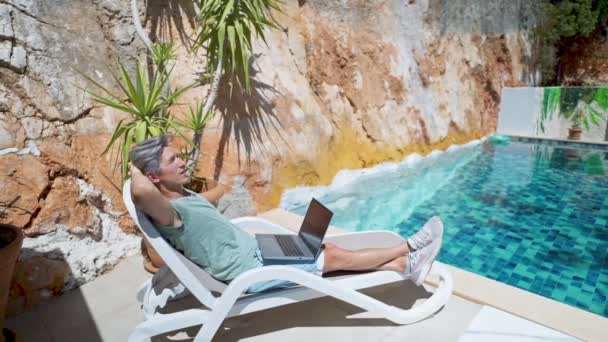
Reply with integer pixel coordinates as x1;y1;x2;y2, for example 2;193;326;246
123;180;224;309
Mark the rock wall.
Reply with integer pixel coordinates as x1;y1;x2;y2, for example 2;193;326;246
191;0;539;207
0;0;145;315
1;0;539;315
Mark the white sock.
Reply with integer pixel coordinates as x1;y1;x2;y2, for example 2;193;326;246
404;255;412;274
407;238;415;251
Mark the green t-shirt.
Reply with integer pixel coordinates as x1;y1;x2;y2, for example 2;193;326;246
155;191;260;282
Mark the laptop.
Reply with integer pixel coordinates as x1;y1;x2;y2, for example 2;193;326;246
256;198;333;265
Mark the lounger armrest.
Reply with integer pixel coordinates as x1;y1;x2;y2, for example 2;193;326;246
231;216;295;236
232;216;405;250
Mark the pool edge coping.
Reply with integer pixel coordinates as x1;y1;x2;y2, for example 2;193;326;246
506;133;608;149
259;208;608;342
425;263;607;342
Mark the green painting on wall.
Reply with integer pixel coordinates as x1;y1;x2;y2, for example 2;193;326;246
537;87;608;134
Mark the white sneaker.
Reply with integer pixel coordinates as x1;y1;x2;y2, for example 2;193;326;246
407;216;443;251
405;238;441;286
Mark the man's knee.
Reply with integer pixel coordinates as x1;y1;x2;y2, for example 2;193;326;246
322;243;351;271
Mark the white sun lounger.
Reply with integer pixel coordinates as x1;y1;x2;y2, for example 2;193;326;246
123;180;453;341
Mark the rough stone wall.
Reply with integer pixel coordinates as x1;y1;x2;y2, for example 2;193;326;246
190;0;539;207
0;0;145;316
1;0;539;315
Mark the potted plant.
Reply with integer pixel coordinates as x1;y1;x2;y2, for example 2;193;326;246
0;224;23;342
566;107;584;140
564;102;607;140
82;42;194;274
560;88;608;141
538;87;608;141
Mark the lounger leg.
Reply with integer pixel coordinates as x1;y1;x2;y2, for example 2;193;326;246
194;308;231;341
144;283;188;318
136;278;152;305
128;309;210;342
194;290;243;341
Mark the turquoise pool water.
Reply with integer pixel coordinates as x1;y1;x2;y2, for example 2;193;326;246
285;139;608;317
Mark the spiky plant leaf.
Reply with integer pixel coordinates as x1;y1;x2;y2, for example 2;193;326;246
80;63;192;180
151;41;177;69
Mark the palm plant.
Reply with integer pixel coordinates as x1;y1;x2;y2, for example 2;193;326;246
538;87;608;135
80;63;192;180
562;88;608;132
188;0;282;167
126;0;282;177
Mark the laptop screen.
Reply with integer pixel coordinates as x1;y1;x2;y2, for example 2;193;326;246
298;198;333;256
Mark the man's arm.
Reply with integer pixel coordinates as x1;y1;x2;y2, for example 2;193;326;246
130;163;181;228
201;182;231;203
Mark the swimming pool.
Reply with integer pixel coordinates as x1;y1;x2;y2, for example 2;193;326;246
282;138;608;317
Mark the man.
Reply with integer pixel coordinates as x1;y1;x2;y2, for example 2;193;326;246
129;136;443;293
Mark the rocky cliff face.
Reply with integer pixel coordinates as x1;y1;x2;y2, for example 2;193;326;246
1;0;538;315
196;0;538;207
0;0;144;315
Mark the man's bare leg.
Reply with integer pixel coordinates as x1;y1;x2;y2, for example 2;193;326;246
322;242;410;273
375;256;407;272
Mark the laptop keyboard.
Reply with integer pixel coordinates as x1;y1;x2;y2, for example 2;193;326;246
276;235;305;256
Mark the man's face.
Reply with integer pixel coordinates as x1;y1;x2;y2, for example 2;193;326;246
150;147;189;186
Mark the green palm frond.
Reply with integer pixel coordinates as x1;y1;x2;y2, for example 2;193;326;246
538;87;561;133
594;87;608;111
192;0;282;91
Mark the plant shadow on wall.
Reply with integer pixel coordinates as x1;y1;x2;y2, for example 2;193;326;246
5;248;104;342
213;59;284;179
145;0;197;48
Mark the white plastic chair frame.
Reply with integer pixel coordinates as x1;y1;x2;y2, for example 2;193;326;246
123;180;453;341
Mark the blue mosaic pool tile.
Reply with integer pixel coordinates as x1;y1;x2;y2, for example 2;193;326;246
296;139;608;317
394;141;608;317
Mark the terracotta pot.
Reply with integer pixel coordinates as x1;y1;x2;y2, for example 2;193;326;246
141;238;164;273
0;224;23;341
568;127;582;140
185;176;218;193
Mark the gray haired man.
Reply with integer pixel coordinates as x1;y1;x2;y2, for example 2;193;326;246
129;135;443;292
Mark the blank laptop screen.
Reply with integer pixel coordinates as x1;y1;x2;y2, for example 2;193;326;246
298;198;333;256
